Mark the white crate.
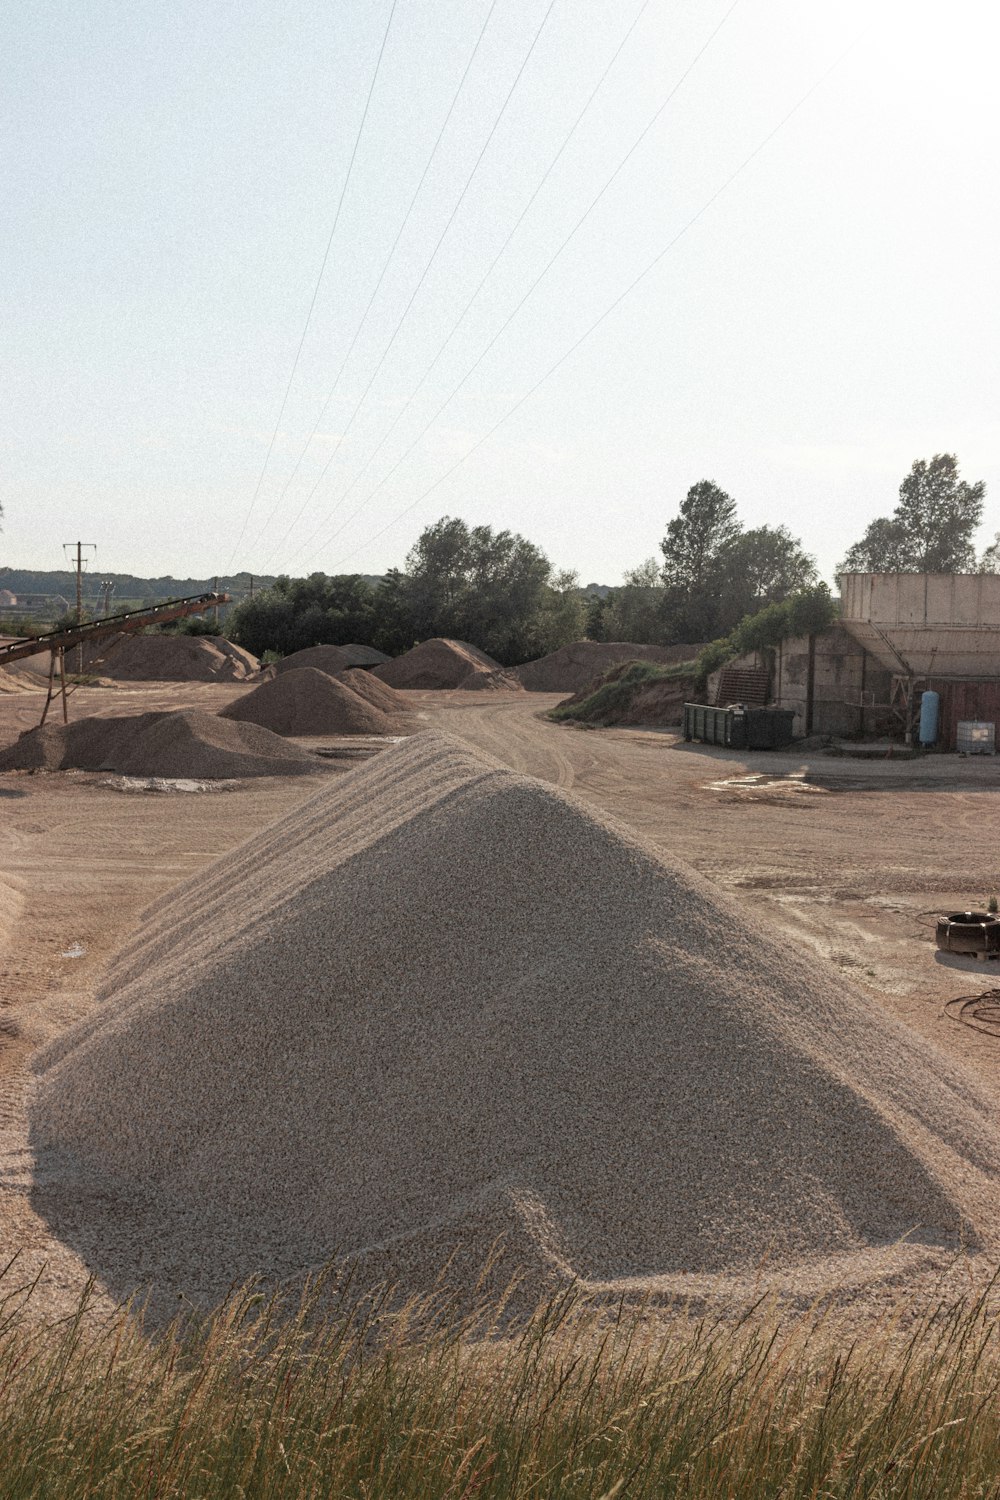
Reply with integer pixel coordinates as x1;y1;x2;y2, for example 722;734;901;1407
956;720;996;755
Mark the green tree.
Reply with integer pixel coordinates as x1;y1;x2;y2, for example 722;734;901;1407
716;525;818;631
538;569;587;652
604;558;666;643
378;517;555;664
228;574;378;658
584;591;609;642
658;482;814;640
840;454;985;574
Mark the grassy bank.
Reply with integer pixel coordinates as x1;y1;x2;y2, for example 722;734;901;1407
550;660;697;727
3;1265;1000;1497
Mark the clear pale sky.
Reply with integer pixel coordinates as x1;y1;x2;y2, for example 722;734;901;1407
5;0;998;585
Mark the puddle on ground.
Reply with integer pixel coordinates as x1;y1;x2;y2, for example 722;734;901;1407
100;777;242;794
704;772;830;797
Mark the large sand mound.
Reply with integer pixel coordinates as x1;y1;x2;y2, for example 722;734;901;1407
82;633;259;682
372;638;500;690
31;734;1000;1310
0;710;316;778
221;667;409;736
517;641;701;693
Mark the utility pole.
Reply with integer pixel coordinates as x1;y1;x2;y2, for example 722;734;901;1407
212;576;219;629
63;542;96;672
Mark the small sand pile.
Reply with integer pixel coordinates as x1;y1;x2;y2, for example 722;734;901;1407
221;667;410;736
456;668;525;692
516;641;701;693
82;633;259;682
31;733;1000;1313
0;710;316;778
372;638;500;690
270;644;352;677
335;667;409;714
0;666;35;694
266;644;392;680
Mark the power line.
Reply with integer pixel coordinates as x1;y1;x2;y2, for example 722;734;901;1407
261;0;657;571
226;0;400;569
245;0;504;560
283;0;743;570
258;0;559;568
316;32;863;574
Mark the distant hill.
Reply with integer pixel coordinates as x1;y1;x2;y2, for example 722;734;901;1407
0;569;386;603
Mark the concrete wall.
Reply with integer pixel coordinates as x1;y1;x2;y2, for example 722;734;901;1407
840;572;1000;627
773;626;893;738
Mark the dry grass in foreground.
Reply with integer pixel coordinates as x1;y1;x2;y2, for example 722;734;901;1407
2;1259;1000;1498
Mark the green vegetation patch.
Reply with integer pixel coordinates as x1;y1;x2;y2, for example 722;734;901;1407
551;659;695;724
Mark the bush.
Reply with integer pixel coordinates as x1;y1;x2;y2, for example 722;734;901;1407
694;585;837;682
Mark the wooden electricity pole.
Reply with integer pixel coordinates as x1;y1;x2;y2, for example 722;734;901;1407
63;541;97;671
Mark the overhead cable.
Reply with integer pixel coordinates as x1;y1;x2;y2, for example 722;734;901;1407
316;31;863;573
260;0;559;568
284;0;743;570
261;0;656;570
226;0;400;569
245;0;503;559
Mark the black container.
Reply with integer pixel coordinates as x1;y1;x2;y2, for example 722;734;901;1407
684;704;796;751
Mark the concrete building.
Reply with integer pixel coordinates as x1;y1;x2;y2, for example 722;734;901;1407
719;574;1000;748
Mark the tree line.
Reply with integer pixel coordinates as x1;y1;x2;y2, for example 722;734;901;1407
227;454;991;663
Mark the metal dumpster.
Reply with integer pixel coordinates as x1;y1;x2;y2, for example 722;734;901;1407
684;704;795;750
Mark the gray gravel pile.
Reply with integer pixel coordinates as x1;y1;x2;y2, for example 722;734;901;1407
373;638;499;689
29;732;1000;1309
0;710;317;778
220;667;411;736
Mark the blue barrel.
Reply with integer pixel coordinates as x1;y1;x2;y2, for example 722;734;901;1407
919;689;940;747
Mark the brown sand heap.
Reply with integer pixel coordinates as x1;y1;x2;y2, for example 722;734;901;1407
82;632;259;682
335;667;409;714
221;666;409;736
372;637;500;690
0;710;316;778
270;644;352;677
516;641;701;694
30;733;1000;1311
456;667;525;692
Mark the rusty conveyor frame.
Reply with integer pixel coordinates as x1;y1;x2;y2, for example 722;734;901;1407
0;592;231;726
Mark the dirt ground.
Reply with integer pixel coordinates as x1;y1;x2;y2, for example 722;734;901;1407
3;679;1000;1314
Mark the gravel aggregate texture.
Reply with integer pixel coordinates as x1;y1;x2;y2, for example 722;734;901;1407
334;668;409;713
269;644;352;677
28;732;1000;1312
0;710;318;777
456;668;525;691
372;638;500;689
81;633;259;681
516;641;702;693
220;667;412;736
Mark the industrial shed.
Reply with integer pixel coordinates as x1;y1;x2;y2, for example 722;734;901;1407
717;574;1000;749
